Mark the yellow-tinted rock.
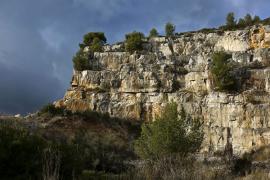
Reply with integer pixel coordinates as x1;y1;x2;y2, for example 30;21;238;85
250;26;270;49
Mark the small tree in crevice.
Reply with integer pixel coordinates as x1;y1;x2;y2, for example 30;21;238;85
210;52;237;91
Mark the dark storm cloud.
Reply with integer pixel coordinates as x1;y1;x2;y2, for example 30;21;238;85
0;0;269;114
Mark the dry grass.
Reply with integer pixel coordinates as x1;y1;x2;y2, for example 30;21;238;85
127;155;233;180
236;170;270;180
252;145;270;162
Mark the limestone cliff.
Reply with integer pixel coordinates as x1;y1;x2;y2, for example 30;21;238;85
56;25;270;156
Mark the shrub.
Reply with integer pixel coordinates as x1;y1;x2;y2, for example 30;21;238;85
90;37;103;52
165;22;175;37
0;124;47;179
73;32;106;71
72;48;91;71
80;32;106;49
39;103;65;116
232;155;252;176
149;28;159;38
210;52;237;91
130;155;231;180
0;120;135;179
134;102;204;159
125;31;145;53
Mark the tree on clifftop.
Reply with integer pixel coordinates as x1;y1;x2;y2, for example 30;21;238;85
253;15;261;24
226;12;236;29
125;31;145;54
79;32;106;52
149;28;159;38
165;22;175;37
73;32;107;71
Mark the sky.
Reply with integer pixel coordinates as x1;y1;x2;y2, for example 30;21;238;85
0;0;270;115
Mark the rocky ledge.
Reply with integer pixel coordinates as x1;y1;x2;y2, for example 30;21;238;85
56;25;270;156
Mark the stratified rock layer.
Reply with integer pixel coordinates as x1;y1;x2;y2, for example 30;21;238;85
56;25;270;156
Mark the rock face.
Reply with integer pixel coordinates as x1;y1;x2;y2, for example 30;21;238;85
56;25;270;156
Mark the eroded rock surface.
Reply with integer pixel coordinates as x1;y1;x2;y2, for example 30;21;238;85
56;25;270;156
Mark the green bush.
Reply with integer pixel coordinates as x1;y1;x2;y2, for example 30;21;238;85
125;31;145;53
73;32;106;71
134;102;204;159
80;32;106;49
149;28;159;38
210;52;237;91
90;37;103;52
165;22;175;37
72;48;91;71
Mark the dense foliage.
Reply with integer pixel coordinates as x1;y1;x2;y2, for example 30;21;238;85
210;52;237;91
149;28;159;38
135;102;204;159
165;22;175;37
0;110;139;179
73;32;106;71
125;31;145;53
72;48;91;71
0;124;46;180
226;12;237;29
39;103;66;116
224;12;263;30
79;32;106;49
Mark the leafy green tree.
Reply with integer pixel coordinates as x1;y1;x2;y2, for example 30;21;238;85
81;32;106;47
135;102;204;159
210;52;237;91
125;31;145;53
165;22;175;37
73;32;105;71
253;15;261;24
72;49;91;71
90;37;103;52
237;18;246;28
149;28;159;38
244;14;253;26
226;12;236;29
79;32;106;52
